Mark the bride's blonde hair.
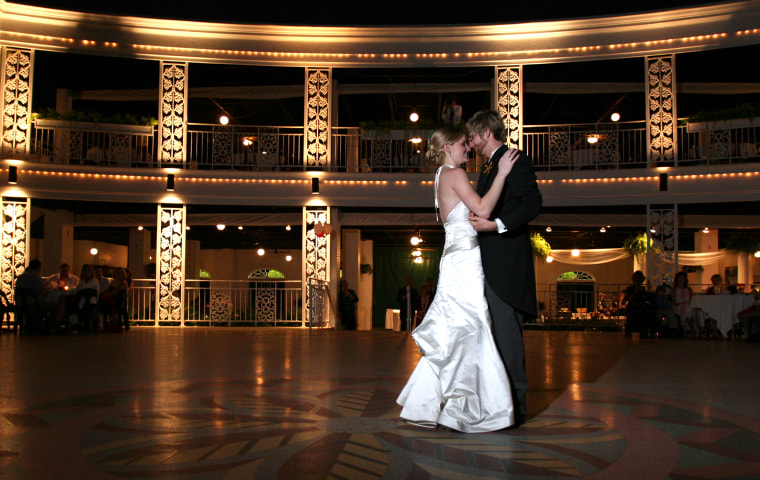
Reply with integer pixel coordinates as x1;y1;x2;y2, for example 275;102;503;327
426;126;465;165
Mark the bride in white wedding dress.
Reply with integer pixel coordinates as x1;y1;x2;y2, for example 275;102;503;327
397;126;518;433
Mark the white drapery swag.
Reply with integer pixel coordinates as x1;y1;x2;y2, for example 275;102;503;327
547;248;731;265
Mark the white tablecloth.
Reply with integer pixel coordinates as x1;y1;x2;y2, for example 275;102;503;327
691;294;756;334
385;308;400;331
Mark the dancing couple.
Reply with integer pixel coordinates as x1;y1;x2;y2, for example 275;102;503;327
397;110;542;432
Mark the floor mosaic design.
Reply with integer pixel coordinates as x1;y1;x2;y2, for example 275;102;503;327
3;376;760;479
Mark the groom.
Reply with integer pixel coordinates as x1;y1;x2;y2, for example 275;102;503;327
467;110;542;427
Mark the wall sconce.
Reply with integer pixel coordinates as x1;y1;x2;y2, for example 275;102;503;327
8;166;17;184
659;173;668;191
166;174;175;192
311;177;319;195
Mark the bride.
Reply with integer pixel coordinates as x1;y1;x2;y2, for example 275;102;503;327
397;126;518;432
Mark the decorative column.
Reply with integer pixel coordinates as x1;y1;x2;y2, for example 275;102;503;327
646;55;677;166
494;65;522;149
302;206;331;326
156;204;186;326
647;205;678;288
1;47;33;158
304;68;331;168
159;61;188;166
1;197;30;304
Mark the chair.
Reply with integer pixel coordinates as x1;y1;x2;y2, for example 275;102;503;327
0;290;14;332
14;288;50;334
68;288;99;332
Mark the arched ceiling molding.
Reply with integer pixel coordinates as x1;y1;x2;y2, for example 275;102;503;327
2;0;760;67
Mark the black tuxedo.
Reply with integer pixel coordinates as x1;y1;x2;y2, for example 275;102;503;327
475;145;541;423
475;145;542;318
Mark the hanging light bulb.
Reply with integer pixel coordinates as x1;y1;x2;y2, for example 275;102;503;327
409;110;419;122
571;249;580;257
410;234;422;246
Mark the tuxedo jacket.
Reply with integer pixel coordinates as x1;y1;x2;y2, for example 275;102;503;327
475;145;542;318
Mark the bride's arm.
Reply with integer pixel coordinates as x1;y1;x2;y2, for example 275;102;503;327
449;149;518;217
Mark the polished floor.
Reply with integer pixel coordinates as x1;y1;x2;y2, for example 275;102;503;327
1;327;759;479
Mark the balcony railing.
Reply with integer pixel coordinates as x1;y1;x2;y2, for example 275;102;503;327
24;119;760;172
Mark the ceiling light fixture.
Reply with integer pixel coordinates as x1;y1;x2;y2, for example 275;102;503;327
217;224;226;231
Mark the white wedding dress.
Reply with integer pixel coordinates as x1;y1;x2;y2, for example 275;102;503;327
397;166;514;433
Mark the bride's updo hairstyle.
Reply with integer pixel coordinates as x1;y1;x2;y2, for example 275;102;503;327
426;126;465;166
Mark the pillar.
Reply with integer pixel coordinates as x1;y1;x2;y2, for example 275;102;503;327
43;209;74;275
0;196;30;302
304;67;331;168
1;47;33;158
494;65;522;149
357;239;373;330
646;55;677;166
159;61;188;166
647;205;677;287
303;205;331;327
128;227;152;280
156;204;186;326
694;228;719;287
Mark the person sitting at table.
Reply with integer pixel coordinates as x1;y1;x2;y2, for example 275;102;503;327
54;264;100;332
99;267;129;329
653;283;681;337
47;263;79;291
704;274;724;295
94;266;111;292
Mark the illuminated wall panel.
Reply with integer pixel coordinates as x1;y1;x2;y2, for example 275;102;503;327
1;197;29;303
156;204;186;325
1;47;32;157
646;55;677;165
647;205;678;288
495;65;522;149
159;61;188;165
302;206;330;325
305;68;331;168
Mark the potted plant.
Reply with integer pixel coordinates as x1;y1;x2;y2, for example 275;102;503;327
530;232;551;262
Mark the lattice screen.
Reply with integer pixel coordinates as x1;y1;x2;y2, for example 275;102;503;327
495;65;522;149
646;55;677;165
156;205;186;325
159;61;188;165
305;68;331;168
1;47;32;157
1;197;30;303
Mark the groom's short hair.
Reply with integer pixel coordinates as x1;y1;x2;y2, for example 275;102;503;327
466;110;506;142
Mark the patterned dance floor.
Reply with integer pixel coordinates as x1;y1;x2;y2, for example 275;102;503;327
1;328;758;479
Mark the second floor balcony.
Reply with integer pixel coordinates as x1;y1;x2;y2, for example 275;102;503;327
23;117;760;174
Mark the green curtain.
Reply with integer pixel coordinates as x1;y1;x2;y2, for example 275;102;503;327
372;246;442;328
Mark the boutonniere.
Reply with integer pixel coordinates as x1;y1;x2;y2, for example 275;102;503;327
482;162;493;175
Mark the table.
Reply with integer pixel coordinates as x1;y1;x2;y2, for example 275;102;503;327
385;308;400;331
691;294;756;335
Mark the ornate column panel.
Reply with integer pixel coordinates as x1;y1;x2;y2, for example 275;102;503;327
495;65;522;149
159;61;188;165
156;204;186;326
1;47;33;158
302;206;330;326
304;68;331;168
646;55;677;165
646;205;678;288
1;197;30;303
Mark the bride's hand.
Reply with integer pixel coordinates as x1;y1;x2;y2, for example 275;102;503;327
497;149;520;176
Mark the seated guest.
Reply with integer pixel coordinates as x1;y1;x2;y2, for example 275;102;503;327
55;264;99;330
94;266;111;292
704;274;724;295
99;267;129;328
47;263;79;291
15;259;48;301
